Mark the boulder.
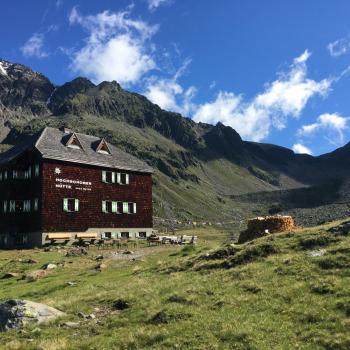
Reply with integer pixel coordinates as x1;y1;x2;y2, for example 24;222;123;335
95;263;107;271
0;299;65;331
24;270;48;282
43;263;57;270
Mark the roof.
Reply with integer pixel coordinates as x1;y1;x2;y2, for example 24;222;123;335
0;127;153;173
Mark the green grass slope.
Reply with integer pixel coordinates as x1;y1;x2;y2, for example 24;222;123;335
0;220;349;349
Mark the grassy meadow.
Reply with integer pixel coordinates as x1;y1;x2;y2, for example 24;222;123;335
0;223;350;349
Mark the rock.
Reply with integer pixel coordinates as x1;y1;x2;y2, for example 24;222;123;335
24;259;38;264
0;299;65;332
2;272;20;279
123;250;134;255
65;248;87;257
94;255;104;261
87;314;96;320
78;312;88;319
112;299;130;310
63;322;80;328
24;270;48;282
95;263;107;271
328;221;350;235
66;281;77;286
307;249;327;257
43;263;57;270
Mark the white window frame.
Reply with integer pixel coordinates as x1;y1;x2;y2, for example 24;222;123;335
117;173;129;185
33;198;39;211
102;170;115;184
34;164;40;177
63;198;79;212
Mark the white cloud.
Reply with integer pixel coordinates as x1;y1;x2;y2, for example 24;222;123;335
327;38;350;57
144;59;196;114
21;33;48;58
148;0;171;11
292;143;313;155
193;50;332;141
298;113;349;145
68;7;158;85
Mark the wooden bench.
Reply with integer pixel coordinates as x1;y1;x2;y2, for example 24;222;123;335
46;233;71;245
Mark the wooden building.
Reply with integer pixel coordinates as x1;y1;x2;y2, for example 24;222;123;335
0;127;153;248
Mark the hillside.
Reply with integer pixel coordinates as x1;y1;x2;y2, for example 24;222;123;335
1;58;350;224
0;220;350;349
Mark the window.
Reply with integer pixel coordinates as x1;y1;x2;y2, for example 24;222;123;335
102;200;113;213
96;139;111;155
102;171;115;184
33;198;39;211
117;173;129;185
138;232;147;238
2;200;7;214
14;233;28;246
23;200;31;212
66;133;83;150
102;201;123;214
4;199;37;213
120;232;129;239
103;232;112;239
122;202;136;214
63;198;79;212
9;200;15;213
34;164;40;177
11;166;33;180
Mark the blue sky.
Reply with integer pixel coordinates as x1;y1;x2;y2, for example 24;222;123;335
1;0;350;155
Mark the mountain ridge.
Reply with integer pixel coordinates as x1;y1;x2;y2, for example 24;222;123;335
1;58;349;225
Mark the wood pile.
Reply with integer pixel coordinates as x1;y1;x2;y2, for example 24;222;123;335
238;215;295;243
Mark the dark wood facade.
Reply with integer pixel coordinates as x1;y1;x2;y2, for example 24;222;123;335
41;159;152;232
0;128;153;248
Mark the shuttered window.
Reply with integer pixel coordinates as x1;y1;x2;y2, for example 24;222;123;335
117;173;129;185
122;202;129;214
9;201;15;213
63;198;79;212
102;170;115;183
23;200;31;212
33;198;39;211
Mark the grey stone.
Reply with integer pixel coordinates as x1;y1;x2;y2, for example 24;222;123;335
0;299;65;332
63;322;80;328
43;263;57;270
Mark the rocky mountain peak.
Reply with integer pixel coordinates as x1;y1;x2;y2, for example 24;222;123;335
0;59;54;118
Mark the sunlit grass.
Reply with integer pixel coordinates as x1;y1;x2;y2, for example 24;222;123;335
0;222;350;349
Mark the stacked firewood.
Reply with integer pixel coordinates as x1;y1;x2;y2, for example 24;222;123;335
238;215;295;243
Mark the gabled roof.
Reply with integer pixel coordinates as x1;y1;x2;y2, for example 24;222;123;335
0;127;153;173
